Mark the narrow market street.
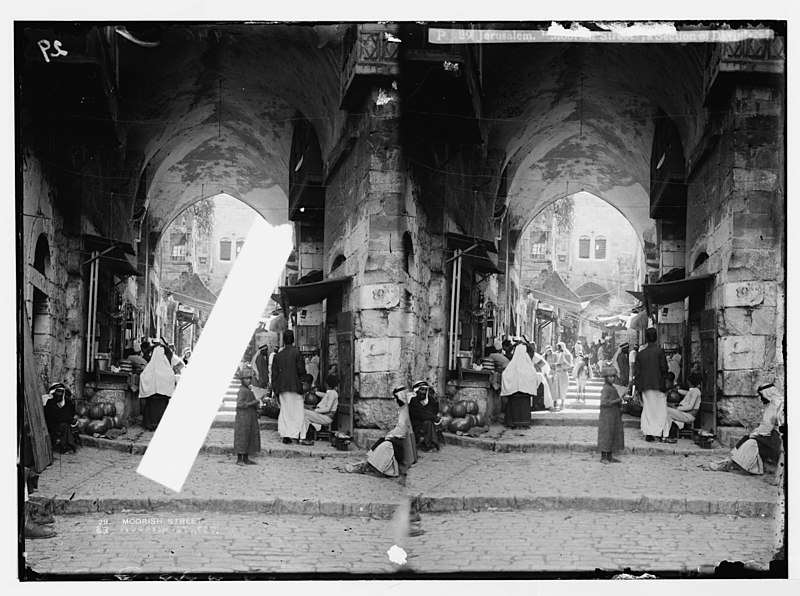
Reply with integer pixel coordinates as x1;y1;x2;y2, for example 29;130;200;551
18;20;787;583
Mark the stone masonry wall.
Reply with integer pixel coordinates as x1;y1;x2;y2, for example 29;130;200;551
686;85;784;427
320;86;454;429
22;147;85;395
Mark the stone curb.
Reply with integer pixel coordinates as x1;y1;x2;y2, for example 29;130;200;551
530;416;641;429
81;431;729;459
442;434;731;456
78;434;365;459
353;429;730;456
417;494;776;518
30;493;775;520
34;496;403;519
211;419;278;430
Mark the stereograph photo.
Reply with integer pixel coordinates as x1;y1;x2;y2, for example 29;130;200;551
13;12;789;583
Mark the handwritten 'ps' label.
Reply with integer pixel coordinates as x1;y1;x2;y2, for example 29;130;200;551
37;39;69;63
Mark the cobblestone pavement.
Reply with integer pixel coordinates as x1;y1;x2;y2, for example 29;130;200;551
24;508;779;576
405;449;781;516
32;442;782;520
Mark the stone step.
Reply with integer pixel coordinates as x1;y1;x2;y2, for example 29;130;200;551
35;491;775;521
353;424;728;456
79;428;362;459
531;411;640;428
211;414;277;430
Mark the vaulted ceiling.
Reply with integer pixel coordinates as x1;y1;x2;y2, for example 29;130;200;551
117;24;346;234
483;42;707;242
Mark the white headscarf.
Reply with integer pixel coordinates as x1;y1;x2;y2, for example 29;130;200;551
760;385;785;428
501;344;540;396
138;346;176;398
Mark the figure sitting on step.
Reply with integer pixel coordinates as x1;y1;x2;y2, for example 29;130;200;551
409;380;443;452
345;385;417;478
304;374;339;440
710;383;784;478
43;382;79;454
661;372;702;444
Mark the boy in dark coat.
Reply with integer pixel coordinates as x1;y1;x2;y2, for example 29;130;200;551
598;364;624;463
234;366;261;466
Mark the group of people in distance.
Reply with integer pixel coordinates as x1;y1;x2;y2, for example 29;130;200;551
485;327;784;474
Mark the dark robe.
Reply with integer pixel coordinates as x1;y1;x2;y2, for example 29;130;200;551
616;349;630;385
598;383;625;453
234;385;261;455
43;397;78;452
253;351;270;388
142;394;170;431
409;394;440;450
504;384;542;428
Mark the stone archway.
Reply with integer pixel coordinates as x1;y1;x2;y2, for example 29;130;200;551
31;234;53;389
482;43;707;282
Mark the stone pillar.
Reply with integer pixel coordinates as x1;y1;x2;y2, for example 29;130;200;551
64;235;87;396
711;85;784;426
334;87;413;429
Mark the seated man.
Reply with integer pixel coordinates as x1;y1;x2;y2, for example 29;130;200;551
43;383;79;453
346;385;417;477
663;372;702;443
710;382;784;475
305;374;339;435
408;380;442;451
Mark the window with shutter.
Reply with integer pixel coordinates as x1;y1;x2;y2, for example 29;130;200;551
220;238;232;261
578;236;590;259
595;237;607;260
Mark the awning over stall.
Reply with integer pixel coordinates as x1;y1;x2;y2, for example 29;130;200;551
83;234;141;277
445;233;503;275
279;275;352;309
526;270;589;313
642;274;713;307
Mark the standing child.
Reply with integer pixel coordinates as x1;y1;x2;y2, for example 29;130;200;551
598;364;624;464
234;365;261;466
575;356;590;403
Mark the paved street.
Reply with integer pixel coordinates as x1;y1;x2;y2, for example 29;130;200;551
24;508;778;576
24;439;784;577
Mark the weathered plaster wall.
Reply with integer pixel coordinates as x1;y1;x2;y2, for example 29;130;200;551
686;85;785;427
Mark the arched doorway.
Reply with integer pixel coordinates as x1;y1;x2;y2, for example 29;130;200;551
518;192;645;348
31;234;52;388
154;192;268;354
